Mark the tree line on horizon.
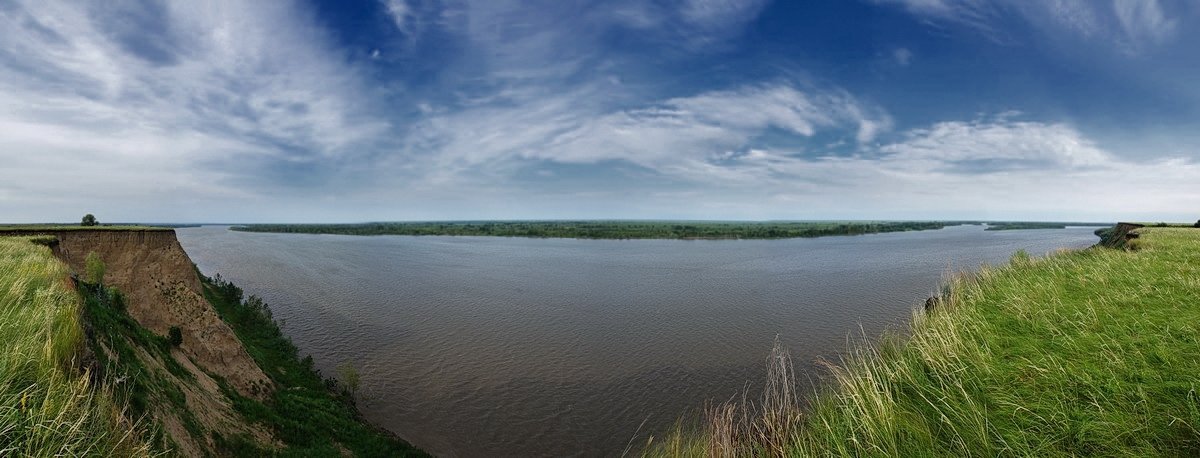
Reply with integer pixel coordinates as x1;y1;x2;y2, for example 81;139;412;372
231;221;958;239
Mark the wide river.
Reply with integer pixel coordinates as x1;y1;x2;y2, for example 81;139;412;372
177;225;1099;457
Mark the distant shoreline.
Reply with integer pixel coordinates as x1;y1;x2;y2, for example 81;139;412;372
228;220;1111;240
231;221;956;239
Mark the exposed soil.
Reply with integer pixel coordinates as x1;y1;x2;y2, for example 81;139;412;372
41;229;271;399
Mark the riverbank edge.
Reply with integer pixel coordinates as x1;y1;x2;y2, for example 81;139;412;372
644;223;1200;456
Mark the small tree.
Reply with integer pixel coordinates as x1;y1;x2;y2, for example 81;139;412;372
336;362;361;398
1194;219;1200;228
81;214;98;226
85;251;105;285
168;326;183;347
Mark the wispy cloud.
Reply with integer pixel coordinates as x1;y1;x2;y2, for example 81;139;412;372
399;82;890;187
879;118;1110;172
1112;0;1178;47
876;0;1185;52
381;0;416;35
0;0;389;219
872;0;1002;38
660;118;1200;220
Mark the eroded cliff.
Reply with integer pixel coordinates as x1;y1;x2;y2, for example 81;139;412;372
0;227;425;456
0;229;277;455
46;229;271;399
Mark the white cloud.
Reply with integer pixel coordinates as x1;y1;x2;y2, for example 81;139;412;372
880;119;1111;171
382;0;412;33
657;118;1200;220
879;0;1184;52
873;0;1000;37
1112;0;1178;45
392;66;1199;220
893;47;913;65
400;83;891;182
0;0;389;220
1039;0;1102;37
680;0;771;29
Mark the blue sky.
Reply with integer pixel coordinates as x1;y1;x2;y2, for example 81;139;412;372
1;0;1198;223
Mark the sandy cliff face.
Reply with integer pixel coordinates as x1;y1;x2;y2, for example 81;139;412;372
48;230;271;399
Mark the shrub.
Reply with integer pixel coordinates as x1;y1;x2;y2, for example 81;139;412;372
81;214;98;226
168;326;183;347
85;251;105;285
107;289;126;312
337;362;361;398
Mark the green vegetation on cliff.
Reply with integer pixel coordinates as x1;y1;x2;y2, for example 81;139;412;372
648;227;1200;456
233;220;959;239
0;225;172;232
202;273;428;456
0;236;151;455
81;278;200;451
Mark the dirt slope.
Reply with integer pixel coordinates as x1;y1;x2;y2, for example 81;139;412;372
44;229;271;398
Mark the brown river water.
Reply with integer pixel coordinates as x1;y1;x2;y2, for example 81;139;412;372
177;224;1099;457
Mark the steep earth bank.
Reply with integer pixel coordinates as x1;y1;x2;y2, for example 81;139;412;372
1;228;423;456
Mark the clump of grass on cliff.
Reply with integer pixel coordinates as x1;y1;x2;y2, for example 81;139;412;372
201;273;429;457
0;236;151;455
648;227;1200;456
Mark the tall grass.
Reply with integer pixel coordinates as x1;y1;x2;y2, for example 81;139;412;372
647;228;1200;457
0;236;150;455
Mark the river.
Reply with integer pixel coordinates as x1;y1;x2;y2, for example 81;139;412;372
177;224;1099;457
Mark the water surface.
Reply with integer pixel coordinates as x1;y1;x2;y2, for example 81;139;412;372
177;225;1098;457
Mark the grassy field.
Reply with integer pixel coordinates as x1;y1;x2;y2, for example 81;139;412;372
0;236;150;455
231;220;959;239
647;227;1200;456
0;225;171;232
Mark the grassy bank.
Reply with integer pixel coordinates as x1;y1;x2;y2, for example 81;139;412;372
0;225;171;232
202;273;429;456
0;236;150;455
232;220;960;239
648;227;1200;456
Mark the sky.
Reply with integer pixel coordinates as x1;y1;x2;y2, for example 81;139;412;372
1;0;1198;223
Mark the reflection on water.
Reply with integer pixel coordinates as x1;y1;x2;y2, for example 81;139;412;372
177;225;1098;457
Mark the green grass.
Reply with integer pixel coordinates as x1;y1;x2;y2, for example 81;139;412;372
0;236;151;455
202;273;429;457
648;227;1200;457
232;220;960;239
0;225;171;232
